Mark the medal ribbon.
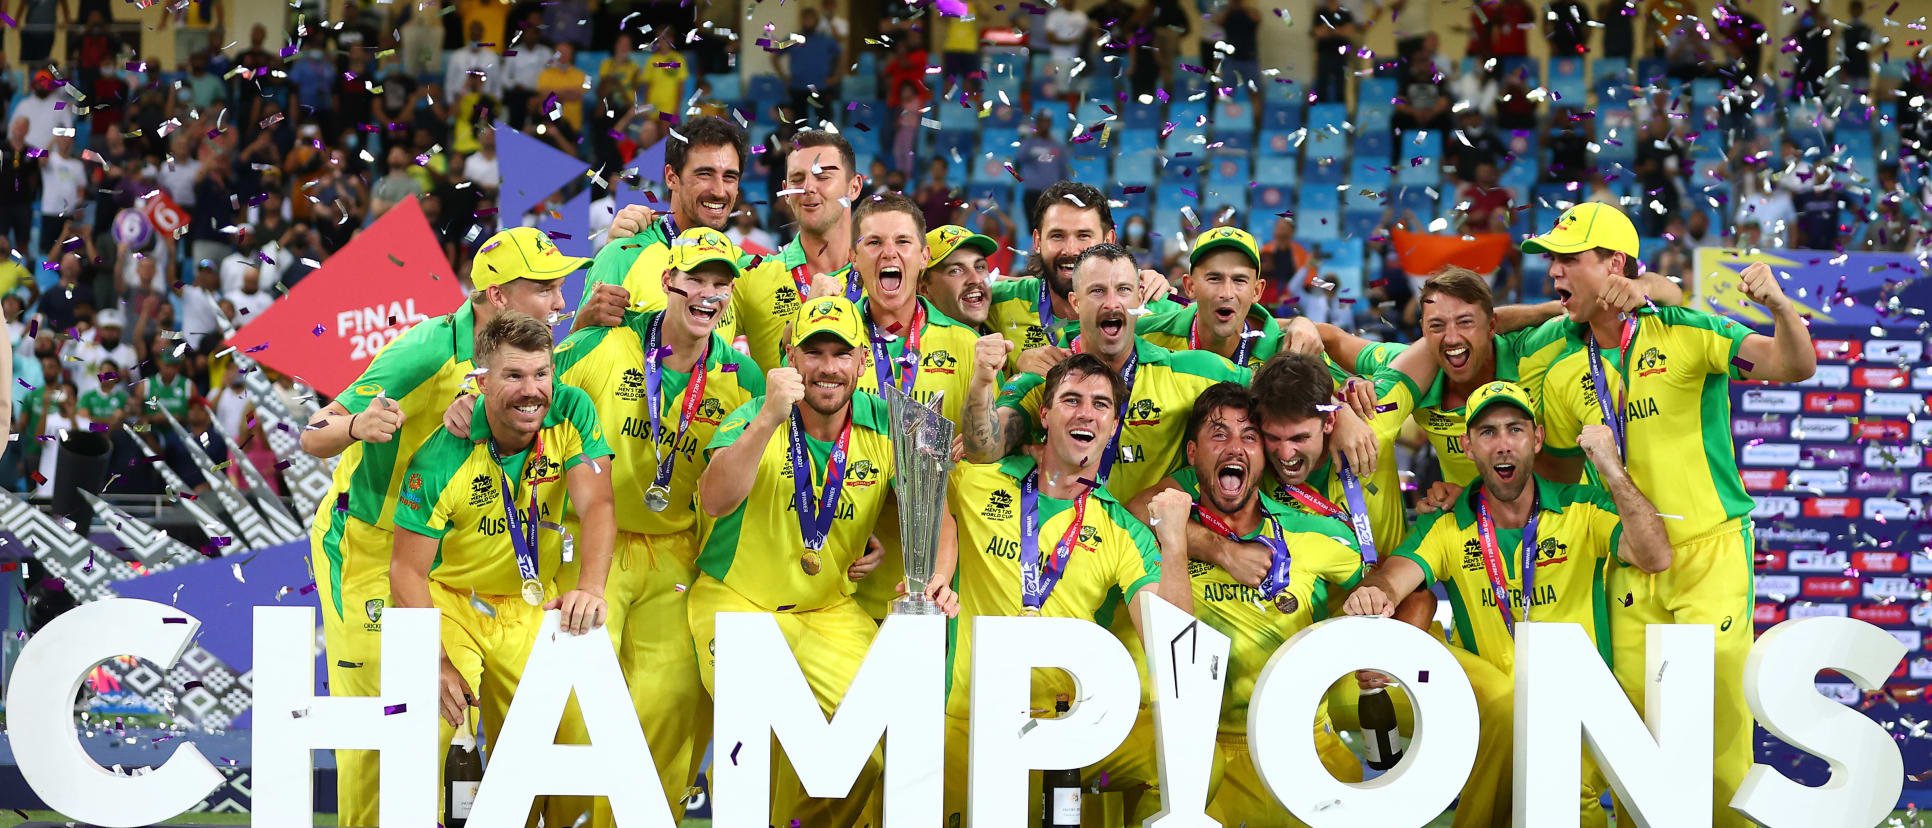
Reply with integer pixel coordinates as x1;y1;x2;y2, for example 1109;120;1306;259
1068;339;1139;485
1019;468;1090;613
1335;459;1379;564
865;300;925;396
791;261;862;304
1188;312;1255;366
1192;505;1292;602
787;405;852;551
488;434;546;586
1036;278;1064;347
643;311;711;494
1474;487;1541;635
1585;315;1639;458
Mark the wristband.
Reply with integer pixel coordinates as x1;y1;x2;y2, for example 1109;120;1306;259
347;412;360;441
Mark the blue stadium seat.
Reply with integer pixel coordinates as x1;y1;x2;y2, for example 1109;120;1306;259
1504;128;1540;165
1089;73;1119;101
1520;254;1551;300
1304;157;1347;187
939;101;978;131
988;102;1025;129
709;74;742;100
1356;101;1394;134
1549;57;1587;108
575;50;608;76
1354;131;1393;163
846;128;883;161
981;127;1021;155
1117;151;1157;187
1262;100;1303;131
1160;155;1204;187
1207;155;1251;191
1592;57;1629;83
1212;131;1254;152
1300;206;1341;240
1124;101;1163;130
933;130;976;162
1169;100;1211;145
1072;155;1110;184
1344;209;1382;239
1214;98;1255;134
1264;77;1300;103
970;152;1010;184
1358;77;1399;106
966;181;1015;206
1115;128;1160;156
1501;56;1539;86
748;75;784;102
1395;187;1438;223
1077;98;1110;124
1501;161;1537;194
1596;107;1637;165
1351;163;1392;195
1256;155;1298;187
1112;188;1151;225
1634;57;1668;83
1307;103;1349;133
1259;129;1301;156
1396;131;1444;186
1252;182;1295;220
1312;238;1367;298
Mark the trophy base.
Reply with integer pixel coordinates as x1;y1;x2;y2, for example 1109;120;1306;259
890;596;947;616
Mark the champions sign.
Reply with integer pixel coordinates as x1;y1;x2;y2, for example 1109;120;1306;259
223;197;463;396
6;595;1908;828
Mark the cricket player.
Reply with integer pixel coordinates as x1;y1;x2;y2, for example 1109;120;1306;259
919;224;998;333
730;129;865;371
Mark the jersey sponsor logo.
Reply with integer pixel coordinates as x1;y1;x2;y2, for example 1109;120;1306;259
1854;471;1908;493
469;474;496;507
1813;339;1860;362
617;368;646;401
1751;497;1801;519
1856;367;1909;389
1865;392;1929;416
921;349;959;374
1742;389;1801;412
1803;498;1859;518
1801;577;1859;598
1740;442;1800;466
1124;398;1164;427
1794;364;1851;388
1754;575;1799;596
1788;469;1846;493
721;415;747;434
1788;602;1849;619
1864;577;1917;601
1854;420;1910;441
1864;445;1922;470
1866;339;1923;362
1732;417;1786;438
1790;417;1850;441
1850;604;1905;625
1787;550;1849;572
408;473;424;491
1801;445;1858;468
1854;552;1908;573
846;459;883;487
1634;346;1667;377
1740;469;1787;491
982;489;1014;521
1803;392;1861;414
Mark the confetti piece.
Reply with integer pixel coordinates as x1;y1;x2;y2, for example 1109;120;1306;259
383;703;407;715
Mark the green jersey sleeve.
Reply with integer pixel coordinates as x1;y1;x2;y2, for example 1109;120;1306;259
395;430;472;538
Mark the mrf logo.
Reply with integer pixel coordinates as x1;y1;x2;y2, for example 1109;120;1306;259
469;474;496;507
1636;347;1668;377
1124;398;1163;426
922;349;959;374
848;460;881;487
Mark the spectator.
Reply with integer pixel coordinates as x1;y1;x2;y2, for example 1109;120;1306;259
9;71;73;151
36;135;85;257
1733;169;1795;248
77;362;128;431
1843;0;1873;84
68;9;119;94
938;0;984;90
1147;0;1191;88
369;145;426;223
1494;71;1539;132
1392;58;1451;134
819;0;851;42
542;0;591;50
501;14;554;127
189;146;236;266
37;252;97;332
1793;2;1830;98
1017;112;1070;220
1793;171;1849;250
458;0;513;53
1045;1;1090;72
1258;216;1309;308
290;44;339;137
1596;0;1635;59
1683;209;1714;247
534;40;588;137
33;384;77;498
1542;106;1591;181
1217;0;1261;89
224;264;274;324
1713;1;1763;81
781;8;841;125
891;80;923;173
598;33;645;98
1310;0;1356;103
0;235;33;302
1484;0;1535;59
444;21;502;99
882;33;930;110
1448;109;1505;182
726;206;779;253
917;157;960;229
1545;0;1591;56
66;308;134;394
641;34;690;118
16;0;65;65
1457;161;1514;233
178;259;226;352
449;72;499;155
186;50;227;111
400;2;446;79
462;126;501;192
0;119;37;261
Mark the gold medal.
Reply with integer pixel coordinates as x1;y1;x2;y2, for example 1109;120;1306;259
1273;591;1298;615
521;578;545;606
800;550;822;576
1020;605;1041;617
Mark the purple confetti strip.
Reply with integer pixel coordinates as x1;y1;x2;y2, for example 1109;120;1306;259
384;703;407;715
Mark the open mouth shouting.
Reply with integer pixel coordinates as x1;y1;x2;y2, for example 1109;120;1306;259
1097;312;1127;338
1069;426;1098;447
1442;343;1471;371
879;265;905;296
958;281;988;313
1492;461;1519;483
1275;450;1311;484
687;294;724;326
1213;457;1250;500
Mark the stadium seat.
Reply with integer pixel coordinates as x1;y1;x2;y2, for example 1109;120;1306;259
1396;131;1444;187
934;130;976;162
988;102;1025;129
1304;157;1347;187
1592;57;1629;83
709;74;742;100
1358;77;1399;106
1077;98;1110;125
1212;131;1254;152
1300;205;1341;240
971;152;1011;184
1264;77;1300;103
1356;100;1394;134
1350;163;1392;193
1112;188;1151;224
1259;129;1301;157
748;74;784;102
1313;238;1367;300
939;100;978;131
981;127;1021;155
1596;107;1637;165
1252;182;1295;220
1394;187;1438;223
1549;57;1587;107
1114;128;1160;157
1169;100;1211;145
1207;155;1251;191
1501;161;1537;194
1344;209;1382;239
1160;155;1204;188
1354;131;1393;163
966;181;1015;207
1262;100;1303;132
1117;151;1157;187
1072;155;1110;184
1215;98;1255;134
1124;101;1163;130
1256;155;1299;187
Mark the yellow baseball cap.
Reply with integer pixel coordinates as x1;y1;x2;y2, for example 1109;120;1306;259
1190;226;1261;268
1519;202;1640;258
472;227;591;290
925;225;998;271
790;295;866;348
666;227;743;278
1465;380;1537;425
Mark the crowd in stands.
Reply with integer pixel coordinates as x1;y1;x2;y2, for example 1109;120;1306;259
0;0;1926;501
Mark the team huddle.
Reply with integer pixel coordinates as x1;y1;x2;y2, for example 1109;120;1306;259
300;116;1818;828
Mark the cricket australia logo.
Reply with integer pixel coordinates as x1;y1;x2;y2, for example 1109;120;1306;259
469;474;495;507
1535;537;1570;566
983;489;1014;520
1124;398;1163;426
1636;347;1667;377
922;350;959;374
696;397;728;425
848;460;881;487
363;598;384;631
1076;524;1102;548
618;368;646;401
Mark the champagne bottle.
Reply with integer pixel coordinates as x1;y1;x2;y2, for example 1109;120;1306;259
1040;699;1082;828
445;723;484;827
1359;684;1403;771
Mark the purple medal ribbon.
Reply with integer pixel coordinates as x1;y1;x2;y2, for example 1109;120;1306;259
1335;458;1378;564
787;405;851;550
865;301;924;397
1474;486;1541;635
1036;278;1063;347
1585;316;1639;458
1193;505;1293;601
487;437;544;585
1018;468;1090;613
643;311;711;493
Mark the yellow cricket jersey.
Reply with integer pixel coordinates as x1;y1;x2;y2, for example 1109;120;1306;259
853;297;981;423
731;237;857;372
995;337;1252;503
1169;467;1366;734
1535;306;1756;545
1392;477;1622;673
1365;320;1574;487
1257;376;1414;553
580;219;741;342
394;386;613;595
696;392;897;612
985;275;1183;367
1134;302;1285;372
311;301;481;535
553;309;765;536
944;455;1163;719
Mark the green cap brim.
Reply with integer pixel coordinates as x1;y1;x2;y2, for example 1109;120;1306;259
1191;237;1261;268
672;254;742;279
1469;396;1535;424
1518;235;1598;256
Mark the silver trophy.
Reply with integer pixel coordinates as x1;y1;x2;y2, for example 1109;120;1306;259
883;384;955;616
